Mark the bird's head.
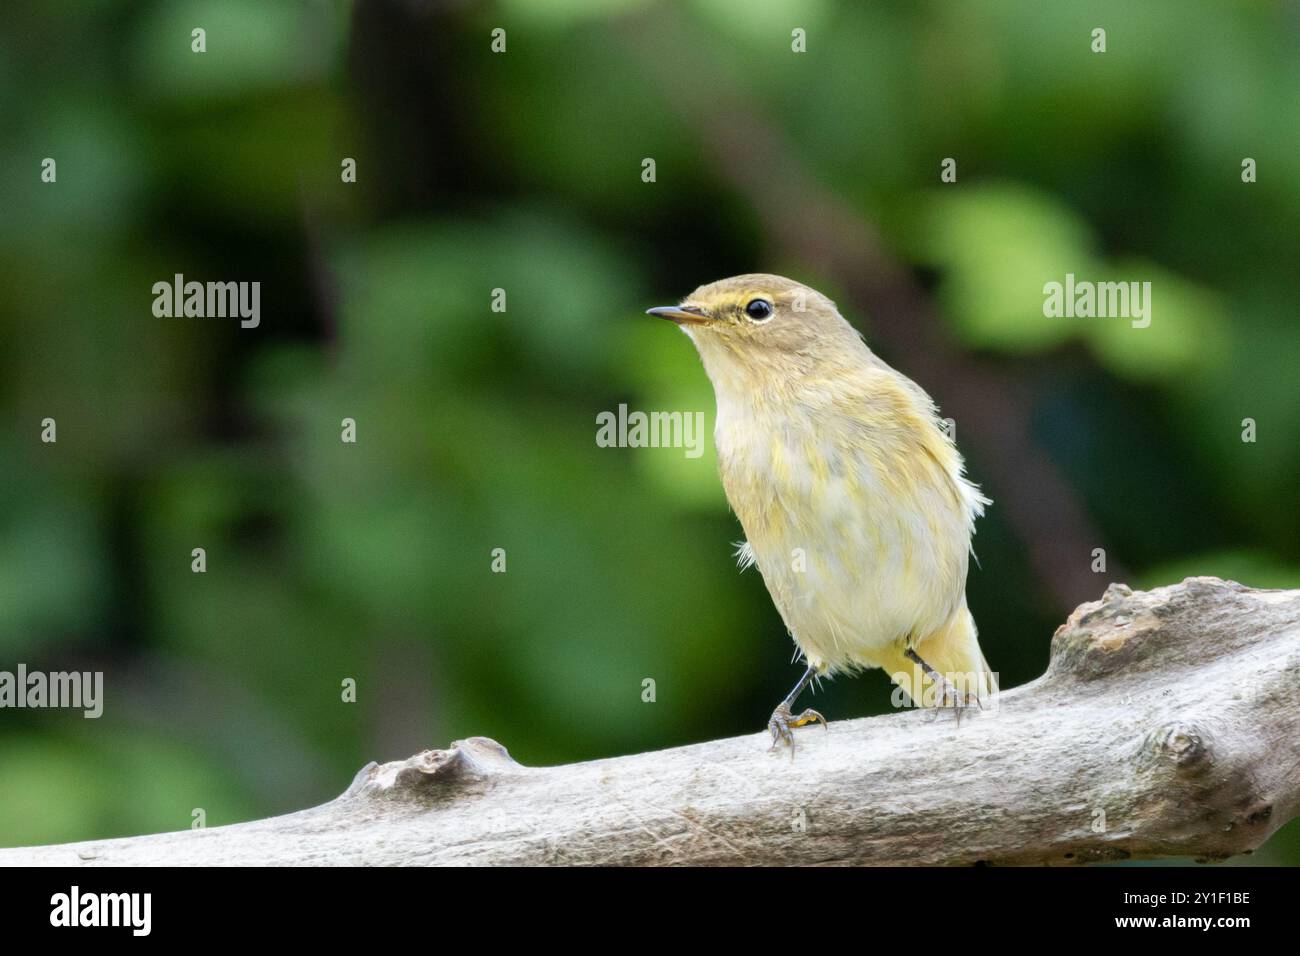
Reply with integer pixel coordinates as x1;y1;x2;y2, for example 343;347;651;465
646;274;868;391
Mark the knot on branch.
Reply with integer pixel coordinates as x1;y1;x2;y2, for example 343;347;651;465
1130;716;1281;862
342;737;524;805
1047;576;1259;683
1138;721;1214;775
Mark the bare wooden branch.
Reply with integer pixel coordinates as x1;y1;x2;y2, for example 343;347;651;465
4;577;1297;866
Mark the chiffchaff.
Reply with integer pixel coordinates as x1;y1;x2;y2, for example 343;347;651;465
648;274;995;748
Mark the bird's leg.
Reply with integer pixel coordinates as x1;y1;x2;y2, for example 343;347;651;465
768;664;827;751
903;648;980;721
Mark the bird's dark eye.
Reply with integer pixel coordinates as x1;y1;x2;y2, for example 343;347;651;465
744;298;774;322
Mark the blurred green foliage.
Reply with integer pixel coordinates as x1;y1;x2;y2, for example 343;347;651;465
1;0;1298;863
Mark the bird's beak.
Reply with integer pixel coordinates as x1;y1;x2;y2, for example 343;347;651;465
645;304;710;325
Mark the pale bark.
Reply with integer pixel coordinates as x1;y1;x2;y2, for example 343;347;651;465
3;577;1297;866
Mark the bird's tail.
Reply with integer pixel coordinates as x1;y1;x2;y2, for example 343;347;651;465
883;603;997;708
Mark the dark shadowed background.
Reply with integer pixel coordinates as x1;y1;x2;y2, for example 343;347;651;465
2;0;1298;863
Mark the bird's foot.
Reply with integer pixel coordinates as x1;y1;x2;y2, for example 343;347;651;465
905;648;984;724
929;675;984;725
768;702;827;752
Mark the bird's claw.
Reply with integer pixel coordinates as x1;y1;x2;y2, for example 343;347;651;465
768;702;827;753
929;677;983;725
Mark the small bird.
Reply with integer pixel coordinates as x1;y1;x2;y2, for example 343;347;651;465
648;275;995;748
